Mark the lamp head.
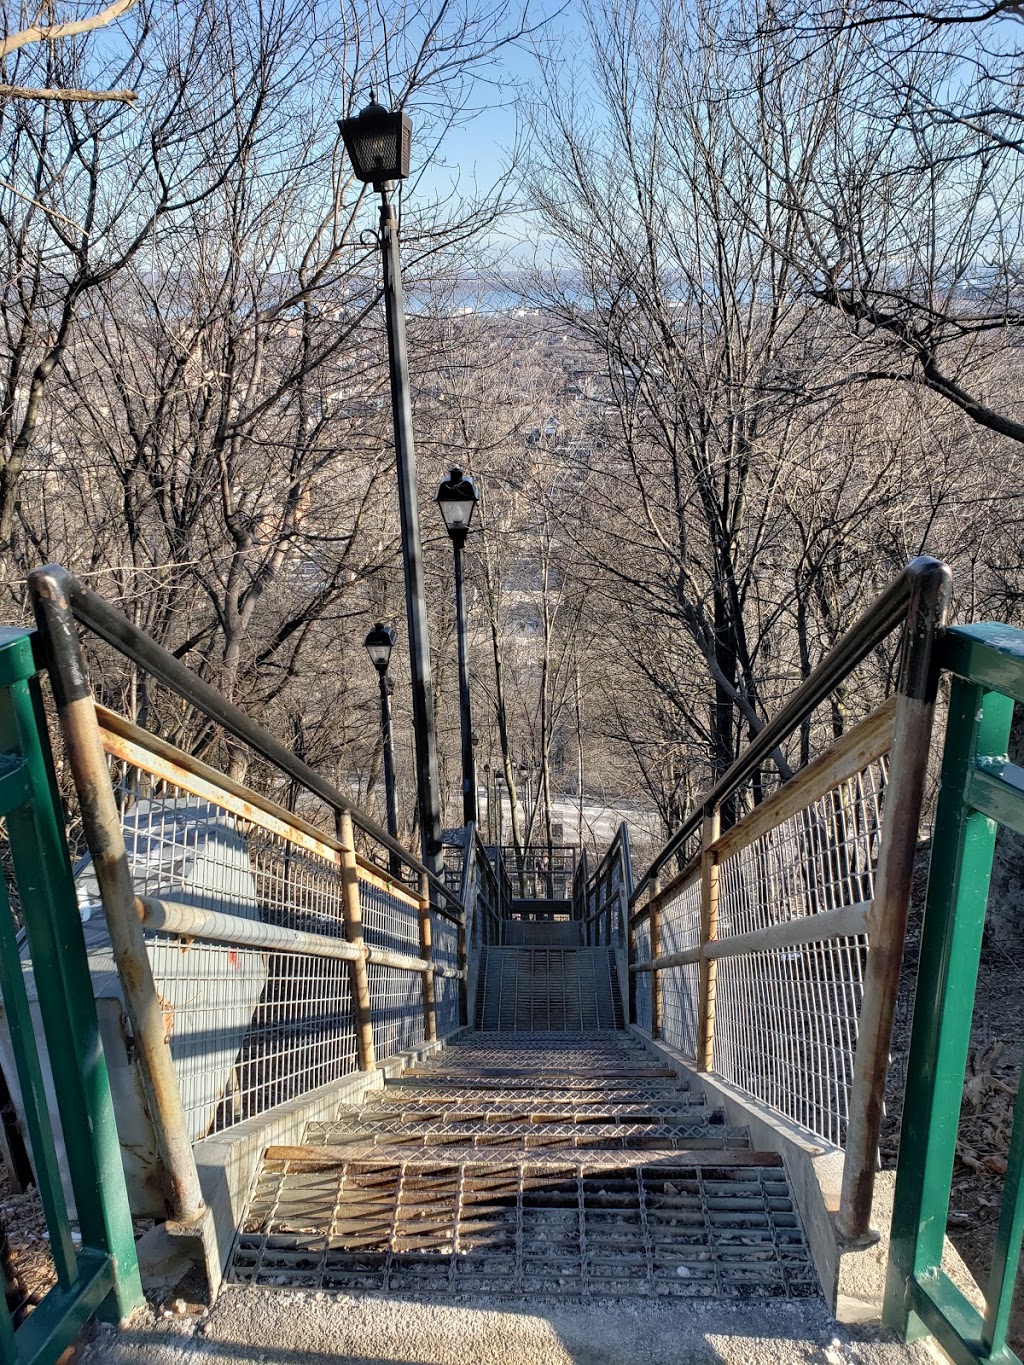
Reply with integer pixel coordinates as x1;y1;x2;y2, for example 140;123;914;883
364;621;397;673
339;96;412;190
436;466;479;545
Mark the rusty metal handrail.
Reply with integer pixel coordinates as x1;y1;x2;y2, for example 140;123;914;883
95;703;462;924
137;895;463;977
618;556;953;1248
28;564;464;918
631;557;946;908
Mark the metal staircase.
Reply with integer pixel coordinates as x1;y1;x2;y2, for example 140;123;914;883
15;557;1024;1364
474;945;622;1030
229;1028;817;1300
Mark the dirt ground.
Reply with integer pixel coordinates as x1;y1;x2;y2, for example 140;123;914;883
1;1155;57;1324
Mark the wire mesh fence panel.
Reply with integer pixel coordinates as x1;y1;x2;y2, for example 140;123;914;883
713;938;867;1147
359;878;420;957
147;939;358;1141
78;756;441;1140
635;918;651;1034
368;961;425;1061
661;963;700;1061
101;776;350;941
656;872;702;1060
716;759;887;939
661;875;702;956
432;911;461;1037
442;840;465;895
609;860;624;946
710;757;886;1148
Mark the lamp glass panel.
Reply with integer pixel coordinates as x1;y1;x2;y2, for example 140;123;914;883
440;496;476;531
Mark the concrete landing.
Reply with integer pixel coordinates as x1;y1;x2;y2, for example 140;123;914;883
80;1286;936;1364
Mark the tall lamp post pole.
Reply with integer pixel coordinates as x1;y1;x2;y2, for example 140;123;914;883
340;97;443;875
436;466;479;828
364;623;399;872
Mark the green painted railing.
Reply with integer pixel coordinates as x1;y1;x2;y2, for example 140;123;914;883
886;622;1024;1365
0;630;143;1363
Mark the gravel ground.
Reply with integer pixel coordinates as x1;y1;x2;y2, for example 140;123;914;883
78;1286;937;1365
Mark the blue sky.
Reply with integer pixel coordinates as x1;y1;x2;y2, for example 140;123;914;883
410;0;588;221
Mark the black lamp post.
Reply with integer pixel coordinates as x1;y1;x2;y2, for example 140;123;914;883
364;622;399;869
340;96;442;875
436;466;479;827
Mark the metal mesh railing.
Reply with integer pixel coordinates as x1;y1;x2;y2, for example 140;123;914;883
368;961;424;1061
585;826;631;948
148;938;359;1140
716;763;887;938
361;879;421;958
74;719;467;1145
659;874;702;1061
626;702;895;1152
708;758;886;1147
432;909;461;1036
714;940;866;1146
634;917;652;1033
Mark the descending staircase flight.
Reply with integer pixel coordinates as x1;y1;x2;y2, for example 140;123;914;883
230;920;816;1300
15;559;1020;1365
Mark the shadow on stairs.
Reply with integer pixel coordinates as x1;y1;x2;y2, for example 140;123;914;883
228;1021;818;1302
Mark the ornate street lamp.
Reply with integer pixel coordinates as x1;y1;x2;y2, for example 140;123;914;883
338;97;411;188
435;466;479;547
364;619;396;674
436;467;479;826
340;96;442;875
364;622;400;874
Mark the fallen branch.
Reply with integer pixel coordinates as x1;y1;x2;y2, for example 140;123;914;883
0;180;84;231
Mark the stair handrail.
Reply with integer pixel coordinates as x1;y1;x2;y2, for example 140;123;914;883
28;564;462;917
623;555;953;1247
631;556;948;907
25;563;470;1254
584;822;631;945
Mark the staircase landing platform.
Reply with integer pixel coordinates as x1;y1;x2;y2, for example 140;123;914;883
81;1285;935;1365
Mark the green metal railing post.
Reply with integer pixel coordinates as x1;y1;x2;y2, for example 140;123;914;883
885;623;1024;1364
0;628;143;1355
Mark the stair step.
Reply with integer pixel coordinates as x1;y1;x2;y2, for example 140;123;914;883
476;946;624;1032
336;1102;714;1123
318;1113;727;1135
227;1023;817;1303
377;1084;694;1102
262;1144;782;1169
400;1066;676;1081
302;1121;750;1152
232;1137;817;1300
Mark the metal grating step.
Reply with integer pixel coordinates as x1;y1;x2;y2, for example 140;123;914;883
300;1120;751;1153
232;1151;817;1299
400;1066;677;1082
333;1101;714;1124
475;948;623;1032
227;1030;810;1303
379;1084;696;1103
389;1077;681;1095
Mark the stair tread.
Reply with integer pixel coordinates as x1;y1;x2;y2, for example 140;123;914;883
262;1143;783;1168
228;922;818;1304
